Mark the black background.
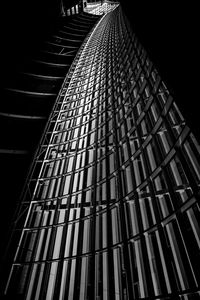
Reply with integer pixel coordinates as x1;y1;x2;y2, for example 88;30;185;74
0;1;199;295
1;0;199;137
0;0;199;264
121;1;199;140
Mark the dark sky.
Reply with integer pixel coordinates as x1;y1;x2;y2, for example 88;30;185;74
0;0;199;282
121;1;199;140
0;0;199;136
0;0;198;274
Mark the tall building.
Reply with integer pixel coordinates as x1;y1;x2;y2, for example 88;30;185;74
0;0;100;262
1;2;200;299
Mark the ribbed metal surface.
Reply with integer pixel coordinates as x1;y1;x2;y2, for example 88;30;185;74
0;11;100;282
2;6;200;300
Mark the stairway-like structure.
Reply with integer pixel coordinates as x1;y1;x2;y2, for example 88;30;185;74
0;11;100;261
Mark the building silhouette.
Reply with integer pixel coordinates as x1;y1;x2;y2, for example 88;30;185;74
0;0;100;266
1;1;200;299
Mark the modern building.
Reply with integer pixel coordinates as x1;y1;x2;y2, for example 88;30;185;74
1;1;200;299
0;0;100;264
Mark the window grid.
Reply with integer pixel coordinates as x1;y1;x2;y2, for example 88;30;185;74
5;6;200;300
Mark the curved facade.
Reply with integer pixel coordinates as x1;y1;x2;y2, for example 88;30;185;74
2;5;200;300
0;10;100;261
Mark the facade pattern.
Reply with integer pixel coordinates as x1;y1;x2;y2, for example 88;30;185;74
84;0;119;15
3;5;200;300
0;10;100;250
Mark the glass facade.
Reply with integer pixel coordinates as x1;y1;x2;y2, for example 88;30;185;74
3;5;200;300
84;0;119;15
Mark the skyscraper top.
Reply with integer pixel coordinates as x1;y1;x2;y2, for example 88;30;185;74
84;0;119;15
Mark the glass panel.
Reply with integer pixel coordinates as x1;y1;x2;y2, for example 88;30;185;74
82;216;91;254
65;224;73;258
103;252;109;300
156;193;174;217
165;221;192;290
109;153;115;174
154;172;167;192
125;165;134;193
126;199;139;237
26;264;38;299
113;248;121;299
168;157;188;187
46;262;58;300
186;205;200;249
35;263;45;299
145;234;162;295
53;226;63;259
135;240;148;298
102;212;107;248
63;175;71;195
110;177;116;200
157;127;172;154
132;154;146;186
146;143;157;171
79;257;88;299
68;259;76;299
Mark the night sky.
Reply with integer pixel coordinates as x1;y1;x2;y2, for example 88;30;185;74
121;1;199;140
1;0;198;137
0;0;199;291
